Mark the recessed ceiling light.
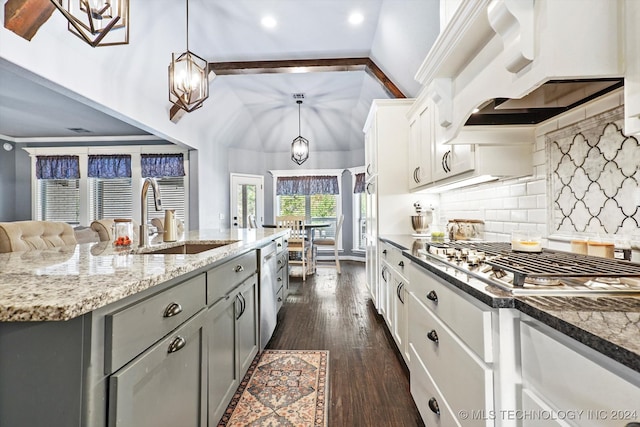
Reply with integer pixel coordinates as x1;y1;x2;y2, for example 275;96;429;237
261;15;277;29
348;12;364;25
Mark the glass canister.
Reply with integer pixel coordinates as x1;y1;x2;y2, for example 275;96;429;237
113;218;133;247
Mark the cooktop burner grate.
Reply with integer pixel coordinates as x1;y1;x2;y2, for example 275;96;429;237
427;241;640;287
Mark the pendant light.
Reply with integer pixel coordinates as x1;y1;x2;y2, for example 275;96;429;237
50;0;129;47
291;100;310;165
169;0;210;113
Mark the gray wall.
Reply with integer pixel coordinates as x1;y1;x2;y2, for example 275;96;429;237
0;143;31;222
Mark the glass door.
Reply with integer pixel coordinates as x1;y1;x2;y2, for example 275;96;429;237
230;174;264;229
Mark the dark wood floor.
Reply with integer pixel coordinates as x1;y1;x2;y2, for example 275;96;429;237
267;262;425;426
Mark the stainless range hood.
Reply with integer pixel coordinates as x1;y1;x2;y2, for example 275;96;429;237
465;78;624;126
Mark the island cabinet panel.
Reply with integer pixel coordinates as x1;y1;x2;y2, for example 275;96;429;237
108;308;207;427
207;272;260;425
105;273;206;374
520;319;640;427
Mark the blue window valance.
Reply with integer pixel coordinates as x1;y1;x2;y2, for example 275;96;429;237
36;155;80;179
88;155;131;178
276;175;339;196
141;153;185;178
353;173;366;193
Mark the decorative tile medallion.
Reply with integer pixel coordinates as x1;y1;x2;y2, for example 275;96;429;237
547;106;640;236
218;349;329;427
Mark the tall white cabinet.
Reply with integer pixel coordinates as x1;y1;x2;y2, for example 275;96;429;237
363;99;415;313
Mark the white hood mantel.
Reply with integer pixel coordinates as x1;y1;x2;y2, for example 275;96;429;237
414;0;640;143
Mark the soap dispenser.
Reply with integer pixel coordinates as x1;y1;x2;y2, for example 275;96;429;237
163;209;177;242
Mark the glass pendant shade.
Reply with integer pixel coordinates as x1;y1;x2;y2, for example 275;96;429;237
169;51;209;112
291;135;309;165
50;0;129;47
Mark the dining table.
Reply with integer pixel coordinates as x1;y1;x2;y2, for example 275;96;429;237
262;222;330;276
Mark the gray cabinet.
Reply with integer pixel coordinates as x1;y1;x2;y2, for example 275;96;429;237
207;272;259;425
108;309;207;427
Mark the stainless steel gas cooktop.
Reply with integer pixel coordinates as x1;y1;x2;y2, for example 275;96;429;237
422;241;640;295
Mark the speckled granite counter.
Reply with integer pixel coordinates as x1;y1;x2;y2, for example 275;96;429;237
380;234;640;373
0;228;287;322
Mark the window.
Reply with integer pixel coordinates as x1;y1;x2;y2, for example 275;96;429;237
351;170;366;251
35;179;80;224
273;171;342;246
89;178;133;220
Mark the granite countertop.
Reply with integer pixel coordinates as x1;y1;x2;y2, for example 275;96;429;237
380;234;640;373
0;228;287;322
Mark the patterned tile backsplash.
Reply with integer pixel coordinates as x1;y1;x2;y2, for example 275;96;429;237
547;106;640;237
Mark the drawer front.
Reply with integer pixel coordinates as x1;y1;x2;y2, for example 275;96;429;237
274;236;286;253
520;320;640;427
521;388;570;427
109;308;206;427
408;264;493;362
207;250;257;305
409;344;461;427
387;246;408;276
105;273;206;374
408;293;493;426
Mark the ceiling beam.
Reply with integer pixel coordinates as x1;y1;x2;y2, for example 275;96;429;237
4;0;55;41
170;57;406;122
207;57;406;99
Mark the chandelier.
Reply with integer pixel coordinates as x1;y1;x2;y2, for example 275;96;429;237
291;100;310;165
50;0;129;47
168;0;210;113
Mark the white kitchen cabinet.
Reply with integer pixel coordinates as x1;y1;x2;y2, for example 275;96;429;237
407;262;496;426
520;317;640;427
379;240;410;364
363;99;415;312
408;100;434;189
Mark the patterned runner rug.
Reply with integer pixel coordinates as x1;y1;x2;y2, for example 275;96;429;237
218;349;329;427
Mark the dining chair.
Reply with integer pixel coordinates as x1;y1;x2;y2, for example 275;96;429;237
276;215;311;281
314;214;344;274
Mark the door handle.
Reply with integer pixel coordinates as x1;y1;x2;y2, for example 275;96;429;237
396;282;405;304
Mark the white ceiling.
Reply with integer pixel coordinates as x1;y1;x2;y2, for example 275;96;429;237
0;0;440;152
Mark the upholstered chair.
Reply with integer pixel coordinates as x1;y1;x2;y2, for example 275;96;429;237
90;219;141;242
0;221;77;252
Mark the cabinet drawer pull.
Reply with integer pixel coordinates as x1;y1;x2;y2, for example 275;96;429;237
427;330;439;343
277;243;282;247
382;249;387;255
277;277;282;282
625;424;640;427
277;297;283;302
167;336;186;354
398;260;404;267
234;265;244;273
428;397;440;415
163;302;182;318
426;290;438;303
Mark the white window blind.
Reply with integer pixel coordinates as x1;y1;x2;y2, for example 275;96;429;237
277;194;339;240
146;177;186;222
89;178;133;220
36;179;80;224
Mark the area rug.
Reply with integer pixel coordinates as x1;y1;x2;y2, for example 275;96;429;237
218;349;329;427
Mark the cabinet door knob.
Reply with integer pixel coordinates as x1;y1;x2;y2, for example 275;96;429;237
163;302;183;318
167;336;186;354
427;330;439;343
428;397;440;415
234;265;244;273
426;290;438;303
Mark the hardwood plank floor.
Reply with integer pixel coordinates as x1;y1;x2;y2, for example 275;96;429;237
267;261;425;426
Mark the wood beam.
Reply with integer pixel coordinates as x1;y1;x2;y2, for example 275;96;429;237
207;57;406;99
4;0;55;41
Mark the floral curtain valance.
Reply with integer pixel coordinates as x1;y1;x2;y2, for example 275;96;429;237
88;155;131;179
276;175;340;196
36;155;80;179
353;173;366;193
141;153;185;178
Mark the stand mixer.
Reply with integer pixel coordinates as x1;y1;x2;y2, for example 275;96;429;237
411;202;433;236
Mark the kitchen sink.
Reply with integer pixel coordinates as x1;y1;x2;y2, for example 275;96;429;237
139;241;238;255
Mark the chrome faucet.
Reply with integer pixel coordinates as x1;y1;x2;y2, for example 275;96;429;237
140;177;162;247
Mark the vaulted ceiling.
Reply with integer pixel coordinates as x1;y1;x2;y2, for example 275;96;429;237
0;0;440;153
